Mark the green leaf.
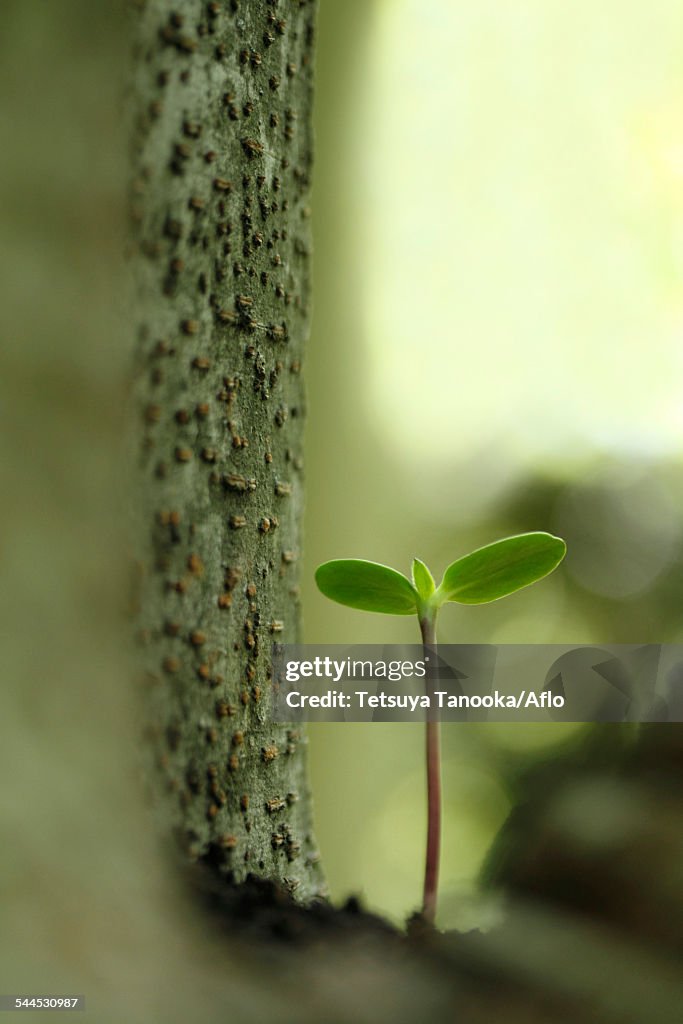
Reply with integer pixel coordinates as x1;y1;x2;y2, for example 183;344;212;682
412;558;435;601
437;532;566;605
315;559;418;615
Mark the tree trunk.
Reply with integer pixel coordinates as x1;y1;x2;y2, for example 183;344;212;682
127;0;324;901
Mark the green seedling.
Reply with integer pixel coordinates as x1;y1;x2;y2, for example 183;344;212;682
315;531;567;925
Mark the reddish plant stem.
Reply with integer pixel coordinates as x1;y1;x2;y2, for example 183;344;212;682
420;613;440;924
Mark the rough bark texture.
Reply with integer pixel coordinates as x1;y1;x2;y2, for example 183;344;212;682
127;0;324;901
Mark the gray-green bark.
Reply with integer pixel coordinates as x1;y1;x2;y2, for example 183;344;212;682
128;0;324;901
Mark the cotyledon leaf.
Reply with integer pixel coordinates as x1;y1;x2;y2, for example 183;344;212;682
437;532;566;605
315;559;418;615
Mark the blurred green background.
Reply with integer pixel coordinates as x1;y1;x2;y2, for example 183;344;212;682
304;0;683;927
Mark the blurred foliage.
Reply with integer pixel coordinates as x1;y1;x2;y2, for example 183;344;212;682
305;0;683;930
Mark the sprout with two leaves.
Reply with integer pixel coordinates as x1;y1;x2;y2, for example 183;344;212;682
315;531;567;925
